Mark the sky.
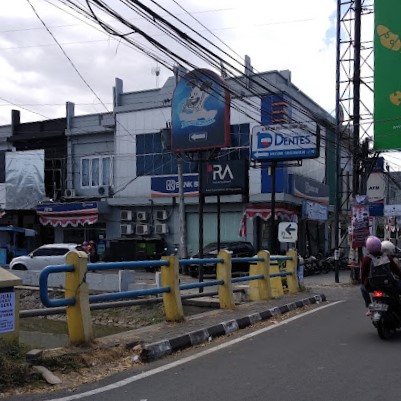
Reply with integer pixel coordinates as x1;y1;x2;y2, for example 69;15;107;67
0;0;337;121
6;1;395;170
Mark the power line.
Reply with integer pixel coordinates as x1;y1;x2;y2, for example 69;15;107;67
27;0;109;113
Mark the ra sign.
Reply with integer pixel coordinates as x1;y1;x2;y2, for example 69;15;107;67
278;222;298;243
251;123;320;161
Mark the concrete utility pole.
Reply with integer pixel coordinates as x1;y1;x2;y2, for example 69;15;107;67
174;66;188;261
177;157;187;259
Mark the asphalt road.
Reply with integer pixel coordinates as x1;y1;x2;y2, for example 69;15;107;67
13;278;401;401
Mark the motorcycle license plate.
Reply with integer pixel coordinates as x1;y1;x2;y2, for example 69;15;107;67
369;303;388;312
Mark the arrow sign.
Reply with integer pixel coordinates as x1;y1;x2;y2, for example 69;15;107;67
285;224;296;236
278;222;298;243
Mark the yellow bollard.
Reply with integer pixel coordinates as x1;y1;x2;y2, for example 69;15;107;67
65;250;93;345
286;249;299;293
161;255;184;322
270;259;284;298
216;250;235;310
249;250;271;301
0;268;22;344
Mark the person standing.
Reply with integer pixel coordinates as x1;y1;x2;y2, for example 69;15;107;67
88;240;98;263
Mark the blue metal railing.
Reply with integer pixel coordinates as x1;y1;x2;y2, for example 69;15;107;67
40;259;169;308
39;254;295;309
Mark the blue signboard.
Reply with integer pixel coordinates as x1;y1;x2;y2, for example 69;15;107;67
261;167;289;193
251;123;320;161
291;174;329;205
171;69;230;152
151;174;198;197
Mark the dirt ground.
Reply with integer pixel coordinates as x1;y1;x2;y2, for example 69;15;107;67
1;288;166;399
18;287;166;329
3;288;318;399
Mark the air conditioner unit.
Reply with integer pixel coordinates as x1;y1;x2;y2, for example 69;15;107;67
120;210;133;221
155;210;167;221
98;186;108;196
136;224;150;235
64;188;76;198
120;224;133;235
154;223;167;234
136;211;148;221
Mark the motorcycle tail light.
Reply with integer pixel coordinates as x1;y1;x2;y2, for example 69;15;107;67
373;290;383;297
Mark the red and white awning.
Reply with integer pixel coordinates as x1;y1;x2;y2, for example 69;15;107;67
36;201;98;228
38;214;98;228
239;204;298;237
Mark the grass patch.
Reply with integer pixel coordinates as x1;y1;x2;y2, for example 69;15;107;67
0;339;90;393
0;340;39;392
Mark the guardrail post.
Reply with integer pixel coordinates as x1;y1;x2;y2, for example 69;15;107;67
161;255;184;322
65;250;93;345
286;249;299;293
216;250;235;309
270;258;284;298
249;250;271;301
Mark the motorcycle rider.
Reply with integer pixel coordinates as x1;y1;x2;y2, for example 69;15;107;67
381;240;401;269
360;236;401;315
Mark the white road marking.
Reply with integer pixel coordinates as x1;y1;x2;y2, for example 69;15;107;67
45;300;344;401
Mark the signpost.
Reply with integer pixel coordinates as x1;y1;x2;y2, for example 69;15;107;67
251;123;319;253
278;222;298;243
171;68;230;291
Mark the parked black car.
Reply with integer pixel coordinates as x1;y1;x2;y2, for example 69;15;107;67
187;241;256;277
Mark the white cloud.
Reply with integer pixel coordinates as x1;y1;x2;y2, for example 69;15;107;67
0;0;338;124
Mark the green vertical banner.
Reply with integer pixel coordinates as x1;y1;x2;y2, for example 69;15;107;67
374;0;401;150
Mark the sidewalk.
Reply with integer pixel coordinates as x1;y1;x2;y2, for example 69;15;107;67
96;270;353;362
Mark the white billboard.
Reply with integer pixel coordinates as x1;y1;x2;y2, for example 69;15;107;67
366;172;386;203
250;123;319;161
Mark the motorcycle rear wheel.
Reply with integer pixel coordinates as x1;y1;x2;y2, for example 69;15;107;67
377;320;393;340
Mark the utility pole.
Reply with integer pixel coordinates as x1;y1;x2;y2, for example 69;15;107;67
269;162;277;254
174;66;188;262
334;0;342;283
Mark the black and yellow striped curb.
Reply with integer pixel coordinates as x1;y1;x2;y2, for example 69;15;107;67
141;294;326;362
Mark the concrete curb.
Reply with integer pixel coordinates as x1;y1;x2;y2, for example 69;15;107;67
141;294;327;362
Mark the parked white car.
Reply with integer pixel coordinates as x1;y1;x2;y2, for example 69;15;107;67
9;243;84;271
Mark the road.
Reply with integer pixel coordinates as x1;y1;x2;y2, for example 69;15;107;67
12;276;401;401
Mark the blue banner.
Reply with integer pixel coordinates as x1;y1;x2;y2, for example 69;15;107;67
151;174;198;197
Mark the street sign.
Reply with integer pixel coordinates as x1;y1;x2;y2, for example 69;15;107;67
278;222;298;243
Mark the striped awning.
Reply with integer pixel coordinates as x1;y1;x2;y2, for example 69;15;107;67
239;204;298;237
36;202;98;228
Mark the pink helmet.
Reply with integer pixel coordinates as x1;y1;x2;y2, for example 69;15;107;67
365;235;381;254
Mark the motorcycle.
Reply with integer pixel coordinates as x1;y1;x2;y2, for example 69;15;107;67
369;289;401;340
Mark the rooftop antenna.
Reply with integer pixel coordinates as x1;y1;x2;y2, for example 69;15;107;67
151;64;161;88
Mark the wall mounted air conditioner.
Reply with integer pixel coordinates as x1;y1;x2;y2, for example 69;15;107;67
136;211;148;221
98;186;108;196
120;224;133;235
154;223;167;234
136;224;150;235
120;210;133;221
155;210;167;221
64;188;76;198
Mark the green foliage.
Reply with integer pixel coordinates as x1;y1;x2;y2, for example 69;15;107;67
0;340;39;392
